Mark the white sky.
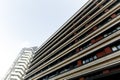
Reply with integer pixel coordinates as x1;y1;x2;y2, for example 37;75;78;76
0;0;88;79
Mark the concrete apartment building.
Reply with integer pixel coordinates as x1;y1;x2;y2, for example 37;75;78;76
4;47;37;80
25;0;120;80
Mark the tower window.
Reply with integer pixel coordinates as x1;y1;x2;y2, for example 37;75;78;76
112;46;118;51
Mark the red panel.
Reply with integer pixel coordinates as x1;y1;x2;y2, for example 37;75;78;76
103;70;110;74
99;5;103;8
91;39;96;44
111;67;120;72
75;39;79;43
111;14;117;18
80;48;83;51
96;51;106;58
104;47;112;54
88;30;93;34
87;16;90;19
74;32;77;35
93;26;97;30
79;77;85;80
76;48;80;52
104;9;109;13
89;21;93;24
85;24;89;27
96;2;99;5
77;60;82;66
96;36;103;41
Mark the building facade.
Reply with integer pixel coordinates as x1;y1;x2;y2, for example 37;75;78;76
4;47;37;80
25;0;120;80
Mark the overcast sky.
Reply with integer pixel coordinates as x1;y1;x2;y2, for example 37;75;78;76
0;0;88;79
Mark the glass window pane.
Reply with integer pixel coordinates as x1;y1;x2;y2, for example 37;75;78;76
83;61;85;64
117;13;120;15
112;29;117;33
108;18;111;21
117;27;120;30
117;45;120;49
108;32;112;35
94;55;97;59
86;59;89;63
90;57;93;61
104;34;108;37
89;43;92;46
112;46;118;51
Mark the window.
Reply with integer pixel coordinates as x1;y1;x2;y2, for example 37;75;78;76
83;46;87;49
93;55;97;59
108;18;111;22
112;29;117;33
117;27;120;30
89;43;92;46
90;57;93;61
104;34;108;37
86;59;89;63
112;46;118;51
83;61;85;64
117;45;120;49
108;32;112;35
80;48;83;51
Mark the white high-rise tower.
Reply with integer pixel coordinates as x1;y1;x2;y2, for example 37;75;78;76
4;47;37;80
